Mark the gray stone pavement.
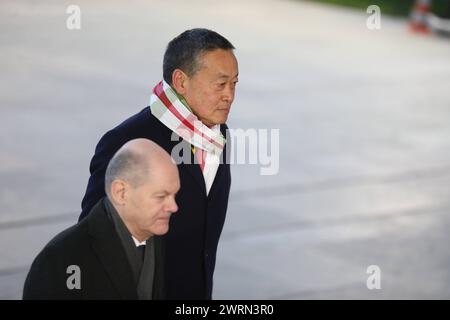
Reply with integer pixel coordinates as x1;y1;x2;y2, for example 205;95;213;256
1;0;450;299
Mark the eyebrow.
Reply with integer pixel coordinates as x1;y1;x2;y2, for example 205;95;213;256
155;189;179;196
216;72;239;79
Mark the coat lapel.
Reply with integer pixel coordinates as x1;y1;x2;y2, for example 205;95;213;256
87;200;138;299
183;163;207;195
152;236;166;300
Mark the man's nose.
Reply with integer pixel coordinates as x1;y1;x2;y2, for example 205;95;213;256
222;86;234;102
166;198;178;214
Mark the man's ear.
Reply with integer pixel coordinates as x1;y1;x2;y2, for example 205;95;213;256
171;69;189;95
110;179;128;206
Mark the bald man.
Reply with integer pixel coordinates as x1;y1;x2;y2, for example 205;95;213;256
23;139;180;300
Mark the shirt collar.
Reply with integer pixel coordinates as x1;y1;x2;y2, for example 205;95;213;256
132;236;146;247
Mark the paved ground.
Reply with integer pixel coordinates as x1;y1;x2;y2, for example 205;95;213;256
1;0;450;299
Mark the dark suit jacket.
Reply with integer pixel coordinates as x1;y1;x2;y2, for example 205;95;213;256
23;198;165;300
79;107;231;299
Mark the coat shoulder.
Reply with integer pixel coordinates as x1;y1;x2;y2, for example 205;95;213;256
36;218;90;261
22;220;90;299
104;106;164;141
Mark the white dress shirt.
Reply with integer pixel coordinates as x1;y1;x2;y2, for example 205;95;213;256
202;124;222;195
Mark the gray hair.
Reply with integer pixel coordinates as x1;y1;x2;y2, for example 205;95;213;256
104;148;148;198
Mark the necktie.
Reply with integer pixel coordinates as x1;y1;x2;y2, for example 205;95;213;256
193;146;206;171
137;244;146;262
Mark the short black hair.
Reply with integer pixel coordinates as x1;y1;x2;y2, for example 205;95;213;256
163;28;235;85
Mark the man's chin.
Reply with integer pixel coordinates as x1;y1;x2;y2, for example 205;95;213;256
153;226;170;236
215;115;229;125
205;119;227;127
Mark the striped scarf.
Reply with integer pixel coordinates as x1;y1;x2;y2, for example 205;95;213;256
149;80;226;156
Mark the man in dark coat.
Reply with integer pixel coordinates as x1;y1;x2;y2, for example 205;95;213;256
79;28;238;299
23;139;180;299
